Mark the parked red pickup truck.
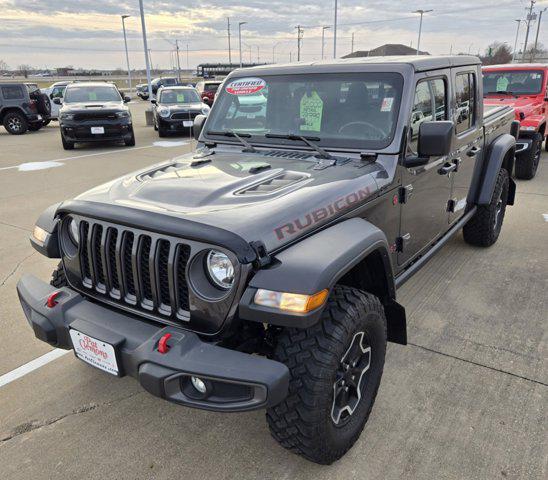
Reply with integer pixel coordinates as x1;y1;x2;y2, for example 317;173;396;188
483;64;547;179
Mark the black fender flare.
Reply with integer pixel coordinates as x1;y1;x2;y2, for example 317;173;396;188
30;202;62;258
239;218;407;344
473;133;516;206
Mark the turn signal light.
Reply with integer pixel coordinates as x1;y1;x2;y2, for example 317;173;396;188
254;289;329;313
32;225;48;243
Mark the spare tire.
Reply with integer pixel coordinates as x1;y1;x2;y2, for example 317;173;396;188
36;93;51;116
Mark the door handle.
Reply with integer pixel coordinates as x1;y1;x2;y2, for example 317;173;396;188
438;161;458;175
467;147;480;157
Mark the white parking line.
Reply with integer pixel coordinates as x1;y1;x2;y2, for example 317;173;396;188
543;214;548;222
0;144;156;172
0;348;70;388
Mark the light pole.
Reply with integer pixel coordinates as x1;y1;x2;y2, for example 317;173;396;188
333;0;338;58
121;15;132;92
138;0;152;100
272;41;282;63
227;17;232;64
532;8;547;61
522;0;536;61
512;19;522;62
412;9;433;55
322;26;330;59
238;22;247;68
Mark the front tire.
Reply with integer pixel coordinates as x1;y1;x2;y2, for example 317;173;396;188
267;285;387;464
124;127;136;146
463;168;509;247
158;125;167;137
61;133;74;150
515;132;541;179
50;263;67;288
3;111;28;134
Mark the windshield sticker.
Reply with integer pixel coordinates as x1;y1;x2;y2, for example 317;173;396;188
226;77;266;95
496;77;509;91
176;93;186;102
300;91;323;132
381;97;394;112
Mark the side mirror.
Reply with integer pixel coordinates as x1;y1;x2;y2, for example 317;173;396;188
53;97;62;105
404;121;454;167
150;99;157;105
49;93;54;100
193;114;207;141
124;96;131;103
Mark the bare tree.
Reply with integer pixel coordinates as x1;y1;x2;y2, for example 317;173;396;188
17;64;33;78
0;59;8;72
525;42;546;61
481;42;512;65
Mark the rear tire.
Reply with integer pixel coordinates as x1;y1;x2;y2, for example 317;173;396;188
50;263;67;288
3;111;28;134
266;285;387;465
544;136;548;152
61;133;74;150
28;123;42;131
463;168;509;247
515;132;541;179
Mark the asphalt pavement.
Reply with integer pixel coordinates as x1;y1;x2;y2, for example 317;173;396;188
0;101;546;479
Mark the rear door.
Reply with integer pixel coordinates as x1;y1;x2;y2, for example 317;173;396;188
449;67;483;223
398;72;453;265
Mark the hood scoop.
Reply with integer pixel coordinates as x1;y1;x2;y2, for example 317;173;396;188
236;171;309;195
138;162;186;181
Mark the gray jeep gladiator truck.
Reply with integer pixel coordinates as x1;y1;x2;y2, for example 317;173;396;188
17;56;517;464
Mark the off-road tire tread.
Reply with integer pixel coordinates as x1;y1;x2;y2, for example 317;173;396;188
266;285;386;464
463;168;508;247
50;263;67;288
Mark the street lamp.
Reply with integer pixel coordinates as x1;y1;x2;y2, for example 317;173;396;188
121;15;132;92
138;0;152;101
272;41;283;63
238;22;247;68
333;0;338;58
412;9;433;55
512;19;522;62
532;8;547;61
321;26;330;59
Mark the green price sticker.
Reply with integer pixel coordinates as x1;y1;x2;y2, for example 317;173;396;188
89;92;97;101
496;77;509;92
177;94;186;102
300;91;323;132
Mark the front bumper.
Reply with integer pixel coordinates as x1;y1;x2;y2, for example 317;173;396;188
17;274;289;412
61;119;133;143
157;116;196;132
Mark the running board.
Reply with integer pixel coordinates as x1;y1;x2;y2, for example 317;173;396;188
395;207;477;289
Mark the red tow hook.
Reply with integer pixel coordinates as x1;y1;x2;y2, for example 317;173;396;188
46;291;61;308
158;333;172;354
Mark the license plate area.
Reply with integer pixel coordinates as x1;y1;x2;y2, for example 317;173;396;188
183;120;193;127
91;126;105;134
69;328;119;376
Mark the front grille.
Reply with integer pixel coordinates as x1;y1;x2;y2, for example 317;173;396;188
171;111;200;120
78;219;191;321
74;112;118;121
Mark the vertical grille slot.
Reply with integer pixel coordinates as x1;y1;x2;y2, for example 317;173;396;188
139;235;153;306
91;224;105;291
122;232;136;299
80;221;91;284
175;244;191;313
157;240;171;311
106;228;120;295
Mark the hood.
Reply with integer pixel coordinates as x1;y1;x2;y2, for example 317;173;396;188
158;102;206;111
483;94;542;118
73;148;389;252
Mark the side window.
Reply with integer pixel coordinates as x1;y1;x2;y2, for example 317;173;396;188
1;86;24;100
52;87;65;98
455;72;476;134
409;78;447;153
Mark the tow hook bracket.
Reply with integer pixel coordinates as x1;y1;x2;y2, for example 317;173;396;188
158;333;172;354
46;291;61;308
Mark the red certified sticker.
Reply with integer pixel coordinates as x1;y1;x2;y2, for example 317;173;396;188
226;77;266;95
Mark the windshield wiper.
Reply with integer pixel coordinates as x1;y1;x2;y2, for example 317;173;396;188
265;133;333;159
207;130;258;153
485;90;516;97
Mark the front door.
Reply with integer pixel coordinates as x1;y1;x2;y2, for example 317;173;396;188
449;68;483;223
398;74;453;265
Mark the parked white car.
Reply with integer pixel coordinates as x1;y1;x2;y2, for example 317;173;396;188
41;81;72;120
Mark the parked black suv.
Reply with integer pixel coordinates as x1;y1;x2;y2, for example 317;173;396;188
55;82;135;150
152;86;210;136
18;56;518;464
0;83;51;134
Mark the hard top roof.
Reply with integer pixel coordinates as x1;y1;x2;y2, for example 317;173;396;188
230;55;480;76
482;63;547;70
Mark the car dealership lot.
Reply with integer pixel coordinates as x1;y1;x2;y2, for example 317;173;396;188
0;101;546;479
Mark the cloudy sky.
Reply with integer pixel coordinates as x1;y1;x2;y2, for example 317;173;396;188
0;0;546;70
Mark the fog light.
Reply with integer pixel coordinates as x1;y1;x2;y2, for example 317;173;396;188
191;376;207;394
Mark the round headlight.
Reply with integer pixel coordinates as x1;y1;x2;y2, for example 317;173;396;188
67;217;79;245
205;250;234;290
158;107;170;118
201;105;211;115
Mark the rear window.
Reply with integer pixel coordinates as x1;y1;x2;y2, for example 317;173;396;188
2;86;24;100
204;83;220;92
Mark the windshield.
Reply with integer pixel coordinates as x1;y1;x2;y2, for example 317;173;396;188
483;70;544;95
64;85;121;103
160;89;200;104
205;73;403;150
